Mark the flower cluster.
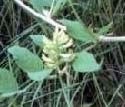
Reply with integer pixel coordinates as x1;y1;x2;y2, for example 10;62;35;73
42;28;75;69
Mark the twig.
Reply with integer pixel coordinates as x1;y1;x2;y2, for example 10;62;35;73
99;35;125;42
13;0;66;30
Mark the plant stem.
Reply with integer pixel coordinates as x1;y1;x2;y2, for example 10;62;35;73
13;0;66;30
99;35;125;42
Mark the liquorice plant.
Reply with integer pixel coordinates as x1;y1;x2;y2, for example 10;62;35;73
0;0;111;103
0;25;102;98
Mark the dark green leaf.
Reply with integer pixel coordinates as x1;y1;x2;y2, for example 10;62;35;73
30;35;43;47
72;51;101;73
60;19;97;43
0;68;18;95
8;45;43;73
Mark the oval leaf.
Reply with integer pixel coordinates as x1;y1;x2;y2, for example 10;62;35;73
72;51;101;73
28;69;52;81
0;68;18;95
8;45;43;73
60;19;97;43
30;35;43;47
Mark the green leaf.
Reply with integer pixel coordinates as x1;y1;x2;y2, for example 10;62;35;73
72;51;101;73
28;69;52;81
30;35;43;47
8;46;53;82
0;68;18;95
29;0;54;12
60;19;97;43
8;45;43;73
98;22;113;35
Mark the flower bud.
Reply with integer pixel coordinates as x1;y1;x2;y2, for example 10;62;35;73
53;29;70;45
60;53;75;62
42;54;54;63
62;39;73;48
45;62;57;69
